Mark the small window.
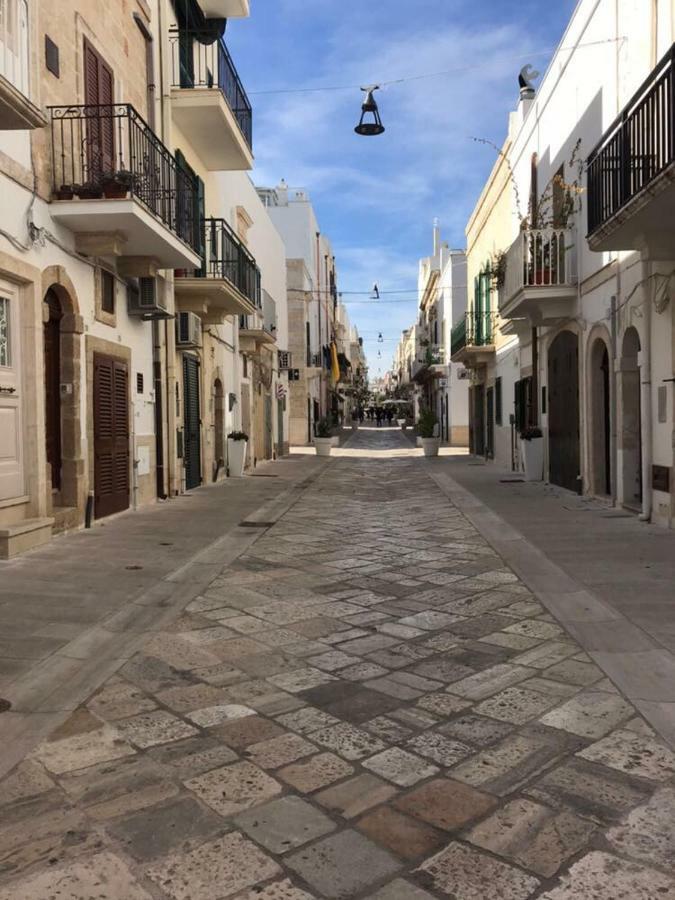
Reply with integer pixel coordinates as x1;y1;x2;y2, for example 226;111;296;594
0;297;10;367
101;270;115;314
136;373;144;394
495;376;502;426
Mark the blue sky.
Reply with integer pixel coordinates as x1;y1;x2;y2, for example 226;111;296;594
227;0;578;376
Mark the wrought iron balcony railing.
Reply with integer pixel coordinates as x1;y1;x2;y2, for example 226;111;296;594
502;227;575;309
49;103;200;253
188;217;261;307
588;43;675;236
169;27;252;150
451;312;496;356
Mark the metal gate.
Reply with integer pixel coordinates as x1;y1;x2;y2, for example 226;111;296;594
548;331;580;492
182;355;202;490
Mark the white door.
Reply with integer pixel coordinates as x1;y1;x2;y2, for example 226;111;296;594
0;281;24;500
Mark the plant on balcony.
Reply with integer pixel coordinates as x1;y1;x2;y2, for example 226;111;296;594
75;181;103;200
56;184;77;200
490;250;507;288
101;169;134;199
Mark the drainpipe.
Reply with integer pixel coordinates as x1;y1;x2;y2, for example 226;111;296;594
639;253;653;521
316;231;322;413
609;295;618;504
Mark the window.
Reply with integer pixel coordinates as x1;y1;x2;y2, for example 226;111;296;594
495;376;502;426
0;296;10;367
0;0;29;95
136;372;144;394
101;270;115;314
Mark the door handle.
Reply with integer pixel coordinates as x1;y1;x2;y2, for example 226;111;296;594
0;386;16;394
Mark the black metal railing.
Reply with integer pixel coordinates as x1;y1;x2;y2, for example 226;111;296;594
452;311;496;355
49;103;200;253
193;217;261;308
587;43;675;235
169;27;252;150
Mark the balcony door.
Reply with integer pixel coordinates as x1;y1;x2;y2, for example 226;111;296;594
83;38;115;182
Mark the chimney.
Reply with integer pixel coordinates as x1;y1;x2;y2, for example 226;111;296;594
517;65;538;125
433;217;441;257
276;179;289;206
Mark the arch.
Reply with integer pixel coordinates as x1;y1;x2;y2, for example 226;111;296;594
547;329;580;492
41;272;85;520
620;326;642;509
588;333;612;496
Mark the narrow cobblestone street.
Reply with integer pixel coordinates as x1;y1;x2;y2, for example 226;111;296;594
2;429;675;899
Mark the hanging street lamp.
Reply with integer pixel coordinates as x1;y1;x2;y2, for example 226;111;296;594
355;85;385;136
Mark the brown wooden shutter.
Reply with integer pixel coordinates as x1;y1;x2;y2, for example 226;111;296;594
94;354;129;518
83;38;115;180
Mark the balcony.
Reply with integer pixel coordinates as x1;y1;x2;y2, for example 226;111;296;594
450;312;496;367
500;228;577;324
588;44;675;253
0;0;45;129
239;291;277;353
200;0;250;17
175;217;260;323
169;27;253;171
48;104;201;270
412;345;445;382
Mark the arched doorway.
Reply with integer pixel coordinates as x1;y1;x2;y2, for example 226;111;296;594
620;328;642;510
44;289;63;491
590;337;611;496
214;378;224;479
548;330;580;492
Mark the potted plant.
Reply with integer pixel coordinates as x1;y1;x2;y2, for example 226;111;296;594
397;416;406;430
76;181;103;200
520;426;544;481
102;169;133;199
56;184;76;200
417;409;440;457
314;418;333;457
227;431;248;477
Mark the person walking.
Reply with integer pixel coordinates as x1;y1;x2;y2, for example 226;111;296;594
375;407;383;427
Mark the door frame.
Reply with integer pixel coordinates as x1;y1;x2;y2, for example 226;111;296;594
0;278;24;502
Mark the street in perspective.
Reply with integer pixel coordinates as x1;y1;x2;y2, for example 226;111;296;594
2;0;675;898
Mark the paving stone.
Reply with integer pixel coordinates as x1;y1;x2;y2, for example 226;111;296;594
106;796;227;860
185;761;282;816
306;650;361;671
267;668;337;694
116;711;198;748
234;795;335;853
524;757;651;824
312;722;387;760
214;715;287;749
539;691;635;739
338;634;402;656
0;760;55;805
376;622;426;639
522;676;579;698
236;653;305;678
30;725;136;775
449;664;532;700
322;628;371;645
606;786;675;869
363;747;439;786
142;634;222;670
232;879;316;899
187;704;256;727
279;752;354;793
415;692;471;717
276;707;339;735
544;658;605;686
465;796;597;877
286;830;401;899
148;736;238;778
0;851;154;900
146;832;281;899
578;728;675;781
366;879;437;900
475;686;560;724
509;639;576;667
438;713;514;747
537;851;675;899
479;631;543;651
245;733;317;769
418;841;540;899
411;658;476;684
316;772;398;819
362;715;415;743
181;624;238;643
367;675;426;700
323;686;402;723
389;706;439;731
192;663;248;686
406;732;472;767
394;778;497;831
211;636;271;661
57;754;175;816
450;613;516;638
357;806;445;860
88;681;158;720
340;661;390;681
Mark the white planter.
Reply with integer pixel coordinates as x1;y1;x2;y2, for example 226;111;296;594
421;437;441;457
397;418;406;430
314;438;333;457
330;436;340;448
522;437;544;481
416;436;423;448
227;439;247;477
351;422;359;431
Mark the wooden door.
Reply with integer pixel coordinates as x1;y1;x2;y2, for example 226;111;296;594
473;384;485;457
44;290;62;491
83;38;115;181
183;355;202;490
548;331;580;492
94;354;129;518
486;387;495;459
0;283;24;501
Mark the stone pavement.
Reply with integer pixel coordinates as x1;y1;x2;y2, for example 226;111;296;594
1;427;675;898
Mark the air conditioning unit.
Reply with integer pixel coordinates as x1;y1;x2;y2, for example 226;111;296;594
127;277;169;318
278;350;292;370
176;311;202;348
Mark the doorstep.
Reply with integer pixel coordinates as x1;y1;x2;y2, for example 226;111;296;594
0;517;54;560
